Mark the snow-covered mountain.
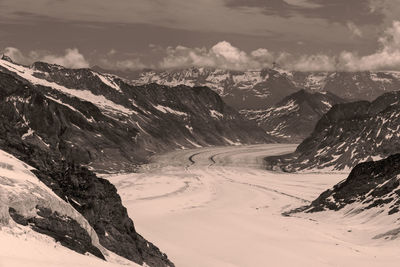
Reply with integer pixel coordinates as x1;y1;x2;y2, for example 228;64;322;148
0;56;273;173
264;90;400;172
131;67;298;110
240;89;346;142
127;67;400;110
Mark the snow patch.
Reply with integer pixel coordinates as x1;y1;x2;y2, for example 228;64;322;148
154;105;187;116
210;110;223;119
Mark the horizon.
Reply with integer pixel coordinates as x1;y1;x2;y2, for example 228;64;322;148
1;0;400;72
3;52;400;74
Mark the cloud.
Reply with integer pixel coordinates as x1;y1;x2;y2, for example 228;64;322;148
3;47;89;68
106;58;147;71
41;48;89;68
337;20;400;71
225;0;384;25
98;49;147;71
282;54;337;71
3;47;32;65
158;41;338;71
3;21;400;72
159;41;274;70
157;20;400;72
346;21;363;37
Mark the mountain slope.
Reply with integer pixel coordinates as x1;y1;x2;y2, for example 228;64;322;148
241;90;346;142
264;90;400;171
0;58;182;266
290;154;400;240
129;67;400;110
0;57;272;173
0;95;175;266
0;148;145;266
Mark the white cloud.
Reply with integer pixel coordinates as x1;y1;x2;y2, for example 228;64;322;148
346;21;363;38
3;47;32;65
284;54;337;72
3;47;89;68
3;21;400;72
337;20;400;71
158;21;400;72
159;41;274;70
41;48;89;68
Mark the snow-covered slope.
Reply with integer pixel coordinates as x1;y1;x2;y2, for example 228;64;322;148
0;228;141;267
241;90;346;142
264;90;400;171
128;67;400;110
0;149;141;266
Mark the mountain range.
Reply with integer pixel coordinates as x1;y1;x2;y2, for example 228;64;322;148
264;90;400;172
118;66;400;110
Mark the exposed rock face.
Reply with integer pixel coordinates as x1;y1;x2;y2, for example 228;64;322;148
304;154;400;215
0;58;272;173
9;206;105;260
241;90;346;142
127;66;400;110
0;147;108;262
284;154;400;240
264;90;400;171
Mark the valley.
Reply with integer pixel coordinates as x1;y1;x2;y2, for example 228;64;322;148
107;144;400;267
2;2;400;266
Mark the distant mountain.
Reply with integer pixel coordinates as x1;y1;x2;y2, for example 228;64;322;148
91;65;144;81
290;154;400;240
129;67;400;110
240;89;346;142
0;57;273;173
130;67;299;110
264;90;400;172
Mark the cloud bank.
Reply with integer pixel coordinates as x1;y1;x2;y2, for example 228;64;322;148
3;48;89;69
159;41;274;70
157;20;400;72
2;21;400;72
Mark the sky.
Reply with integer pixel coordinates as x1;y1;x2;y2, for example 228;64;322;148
1;0;400;71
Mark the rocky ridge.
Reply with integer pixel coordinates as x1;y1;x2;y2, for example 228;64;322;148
264;90;400;171
240;89;346;142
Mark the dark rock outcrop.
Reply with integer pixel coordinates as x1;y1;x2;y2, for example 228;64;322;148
9;206;105;260
293;154;400;216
